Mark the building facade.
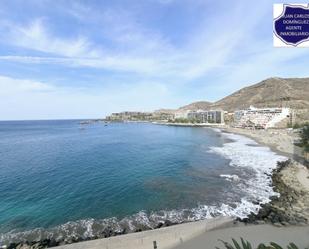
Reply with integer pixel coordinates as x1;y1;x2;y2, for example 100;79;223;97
234;106;291;129
187;110;224;124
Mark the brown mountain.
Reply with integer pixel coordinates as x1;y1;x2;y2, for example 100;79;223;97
211;77;309;110
178;101;212;111
180;77;309;122
154;108;176;114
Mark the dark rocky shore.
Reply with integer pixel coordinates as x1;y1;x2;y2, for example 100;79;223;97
240;160;309;226
3;220;175;249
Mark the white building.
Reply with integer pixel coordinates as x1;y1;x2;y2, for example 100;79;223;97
187;110;224;124
174;110;190;119
234;106;291;129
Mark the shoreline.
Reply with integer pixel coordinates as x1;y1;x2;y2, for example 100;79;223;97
4;125;309;249
214;126;309;226
56;217;234;249
241;160;309;226
219;126;307;164
28;156;309;249
152;121;225;127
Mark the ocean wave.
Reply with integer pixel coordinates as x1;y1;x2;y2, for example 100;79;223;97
0;130;288;246
220;174;240;181
209;130;287;205
0;199;263;246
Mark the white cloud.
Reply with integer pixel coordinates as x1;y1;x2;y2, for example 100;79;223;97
0;2;264;80
4;19;98;58
0;75;54;95
0;16;172;74
0;55;162;74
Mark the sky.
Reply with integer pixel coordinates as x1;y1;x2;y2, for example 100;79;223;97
0;0;308;120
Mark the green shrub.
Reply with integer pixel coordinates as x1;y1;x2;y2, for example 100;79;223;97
172;118;190;123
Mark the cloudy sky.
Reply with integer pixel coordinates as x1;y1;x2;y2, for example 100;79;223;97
0;0;308;120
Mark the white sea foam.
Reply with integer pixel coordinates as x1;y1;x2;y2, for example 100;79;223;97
209;130;287;211
220;174;240;181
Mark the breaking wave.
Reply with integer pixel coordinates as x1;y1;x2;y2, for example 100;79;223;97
209;130;287;206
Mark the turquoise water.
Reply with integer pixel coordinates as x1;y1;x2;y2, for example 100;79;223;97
0;120;283;244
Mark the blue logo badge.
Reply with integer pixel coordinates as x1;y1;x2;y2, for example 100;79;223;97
274;4;309;46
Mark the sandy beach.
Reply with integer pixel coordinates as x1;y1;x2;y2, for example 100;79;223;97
221;127;297;155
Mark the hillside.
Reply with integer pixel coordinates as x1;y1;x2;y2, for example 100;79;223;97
154;108;176;114
210;77;309;110
178;101;212;111
211;77;309;122
178;77;309;122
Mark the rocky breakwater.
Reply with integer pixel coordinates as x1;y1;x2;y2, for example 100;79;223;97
2;220;176;249
241;160;309;226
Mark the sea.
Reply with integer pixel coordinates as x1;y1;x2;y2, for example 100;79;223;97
0;120;287;244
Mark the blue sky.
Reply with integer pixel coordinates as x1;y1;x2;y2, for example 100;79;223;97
0;0;308;120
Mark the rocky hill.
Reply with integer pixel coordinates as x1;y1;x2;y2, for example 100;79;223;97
210;77;309;110
155;101;213;113
178;101;212;111
154;108;176;114
177;77;309;122
144;77;308;123
210;77;309;122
